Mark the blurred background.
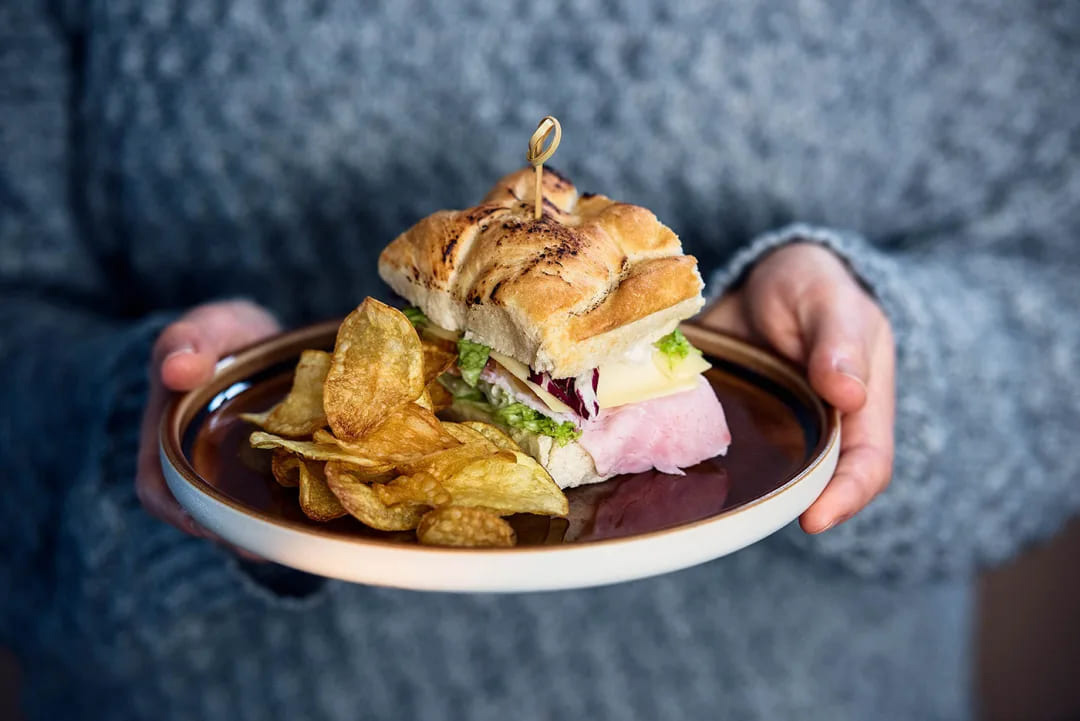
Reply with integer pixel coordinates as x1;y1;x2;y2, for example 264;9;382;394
5;518;1079;720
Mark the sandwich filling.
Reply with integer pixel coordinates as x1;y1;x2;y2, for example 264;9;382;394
410;308;731;477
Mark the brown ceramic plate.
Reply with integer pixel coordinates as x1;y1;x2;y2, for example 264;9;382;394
161;321;839;592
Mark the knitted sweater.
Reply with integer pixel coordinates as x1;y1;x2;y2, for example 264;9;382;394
2;2;1078;719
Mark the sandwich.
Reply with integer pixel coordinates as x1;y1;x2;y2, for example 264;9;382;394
378;167;731;489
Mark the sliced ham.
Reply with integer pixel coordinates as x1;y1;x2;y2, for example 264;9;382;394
578;377;731;476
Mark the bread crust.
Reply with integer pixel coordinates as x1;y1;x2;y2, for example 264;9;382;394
379;167;704;377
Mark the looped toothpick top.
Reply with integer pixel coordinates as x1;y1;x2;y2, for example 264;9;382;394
526;116;562;220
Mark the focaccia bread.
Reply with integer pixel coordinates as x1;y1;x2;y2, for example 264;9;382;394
378;167;704;378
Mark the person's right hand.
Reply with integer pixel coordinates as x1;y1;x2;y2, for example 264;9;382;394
137;300;280;539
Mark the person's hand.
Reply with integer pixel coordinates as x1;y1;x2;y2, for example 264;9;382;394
702;243;895;533
137;300;280;543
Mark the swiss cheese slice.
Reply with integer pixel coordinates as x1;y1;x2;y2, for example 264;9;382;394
596;350;710;409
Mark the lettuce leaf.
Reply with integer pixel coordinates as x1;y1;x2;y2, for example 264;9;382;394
441;373;581;445
493;403;582;446
402;306;428;328
654;328;702;369
437;374;484;402
456;338;491;387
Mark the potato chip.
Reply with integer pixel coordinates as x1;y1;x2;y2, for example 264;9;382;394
249;431;393;471
417;506;516;547
421;339;457;387
440;422;519;453
323;299;425;440
397;440;497;479
271;449;301;487
440;451;568;517
241;350;331;437
298;461;347;522
313;403;459;465
242;297;570;541
374;471;452;507
415;388;435;411
440;422;488;445
324;462;426;531
426;379;453;413
239;408;273;429
459;421;522;452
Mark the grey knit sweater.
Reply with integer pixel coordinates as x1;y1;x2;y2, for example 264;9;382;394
3;2;1079;719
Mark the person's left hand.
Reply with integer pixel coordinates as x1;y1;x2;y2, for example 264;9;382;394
701;242;896;533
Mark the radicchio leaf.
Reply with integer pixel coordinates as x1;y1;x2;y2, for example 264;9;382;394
528;369;600;419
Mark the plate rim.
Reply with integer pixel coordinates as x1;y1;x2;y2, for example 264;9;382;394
160;320;840;558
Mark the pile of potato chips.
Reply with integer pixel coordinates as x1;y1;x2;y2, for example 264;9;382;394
242;298;568;547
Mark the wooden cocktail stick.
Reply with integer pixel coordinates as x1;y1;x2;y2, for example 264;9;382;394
526;116;562;220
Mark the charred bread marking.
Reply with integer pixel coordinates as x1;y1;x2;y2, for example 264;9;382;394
379;167;704;378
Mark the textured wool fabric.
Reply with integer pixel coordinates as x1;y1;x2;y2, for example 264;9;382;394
2;1;1079;719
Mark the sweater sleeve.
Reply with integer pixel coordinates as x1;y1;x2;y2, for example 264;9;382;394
709;224;1080;582
0;300;167;630
0;4;324;638
0;299;329;635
